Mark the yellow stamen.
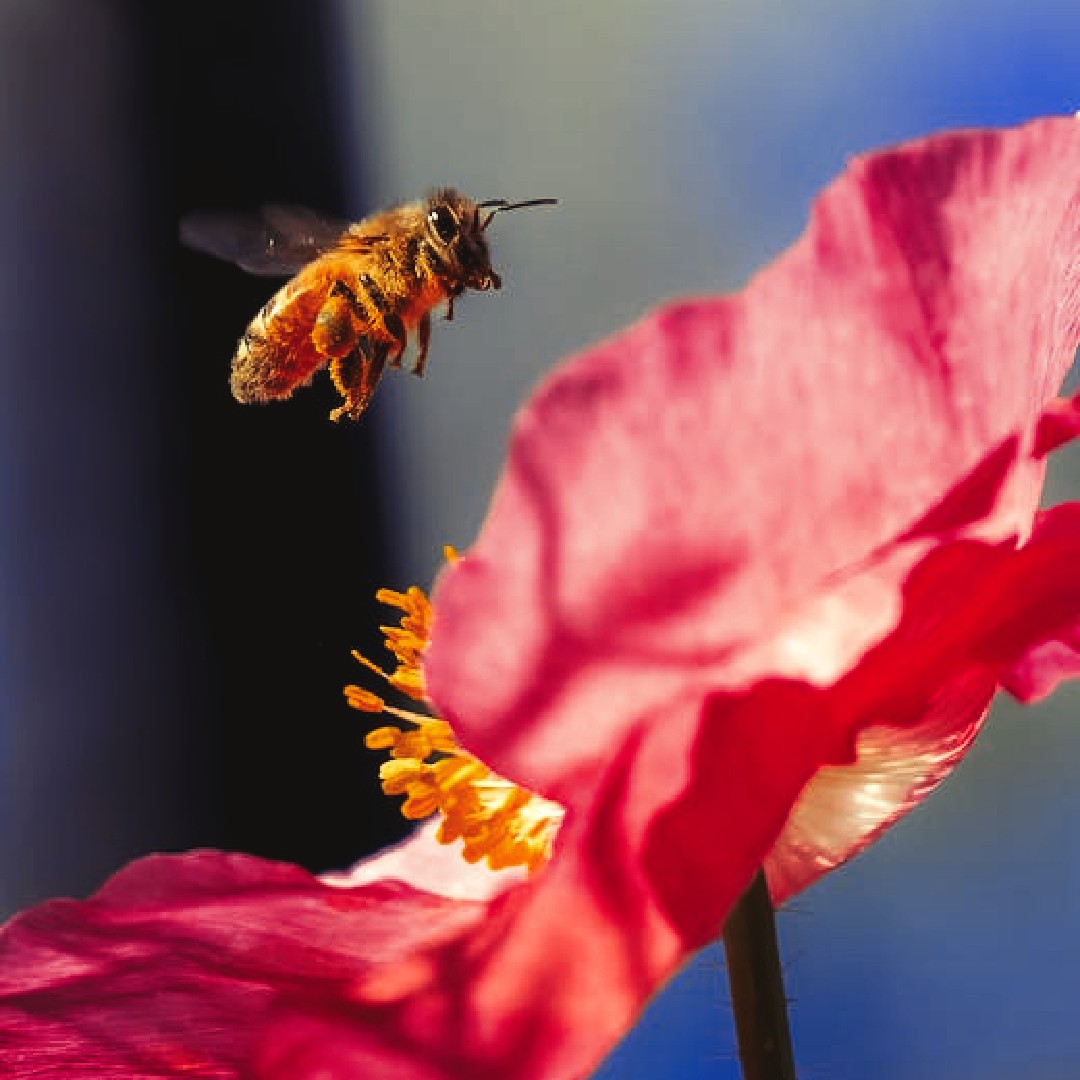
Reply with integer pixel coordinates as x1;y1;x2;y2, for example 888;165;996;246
388;667;425;697
344;686;385;713
347;573;564;874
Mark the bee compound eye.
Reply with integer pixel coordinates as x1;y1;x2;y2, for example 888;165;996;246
428;205;458;244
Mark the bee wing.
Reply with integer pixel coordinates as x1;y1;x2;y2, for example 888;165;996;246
180;203;355;277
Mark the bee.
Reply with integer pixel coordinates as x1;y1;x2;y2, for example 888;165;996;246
181;190;557;421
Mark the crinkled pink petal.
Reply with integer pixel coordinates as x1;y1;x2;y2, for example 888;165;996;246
764;671;993;903
0;851;488;1078
1002;634;1080;701
1035;391;1080;458
1000;504;1080;701
427;116;1080;895
770;500;1080;901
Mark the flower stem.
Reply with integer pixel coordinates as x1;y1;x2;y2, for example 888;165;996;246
721;869;798;1080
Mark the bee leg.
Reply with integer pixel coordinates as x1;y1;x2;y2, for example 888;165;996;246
413;312;431;378
444;283;464;322
329;339;389;422
358;274;408;369
312;282;362;359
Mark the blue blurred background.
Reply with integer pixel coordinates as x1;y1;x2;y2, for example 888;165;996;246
1;1;1078;1077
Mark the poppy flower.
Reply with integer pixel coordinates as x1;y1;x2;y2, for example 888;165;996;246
2;115;1078;1080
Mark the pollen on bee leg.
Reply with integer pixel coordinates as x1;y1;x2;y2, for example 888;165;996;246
311;292;360;359
345;574;565;874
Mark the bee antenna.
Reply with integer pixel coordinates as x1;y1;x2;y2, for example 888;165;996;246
480;197;558;231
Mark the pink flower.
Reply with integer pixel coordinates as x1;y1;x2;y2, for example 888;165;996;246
2;116;1079;1079
427;113;1080;904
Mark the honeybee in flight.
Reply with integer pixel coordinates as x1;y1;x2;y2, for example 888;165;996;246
181;190;557;421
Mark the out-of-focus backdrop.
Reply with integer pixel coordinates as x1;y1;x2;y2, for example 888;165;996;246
1;1;1078;1077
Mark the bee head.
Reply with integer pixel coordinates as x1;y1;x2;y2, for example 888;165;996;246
424;189;556;294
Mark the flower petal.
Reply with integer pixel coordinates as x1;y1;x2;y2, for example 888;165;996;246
772;501;1080;899
765;673;992;903
1000;505;1080;701
426;117;1080;895
0;851;488;1078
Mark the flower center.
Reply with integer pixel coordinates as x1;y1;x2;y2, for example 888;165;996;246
345;565;564;873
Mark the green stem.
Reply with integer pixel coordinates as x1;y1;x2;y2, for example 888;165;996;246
721;869;798;1080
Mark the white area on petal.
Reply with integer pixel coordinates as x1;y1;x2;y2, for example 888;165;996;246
769;574;903;685
732;553;909;689
765;671;992;903
320;820;528;901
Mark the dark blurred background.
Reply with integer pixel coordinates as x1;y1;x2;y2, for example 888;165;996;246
2;2;1080;1078
0;0;408;918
